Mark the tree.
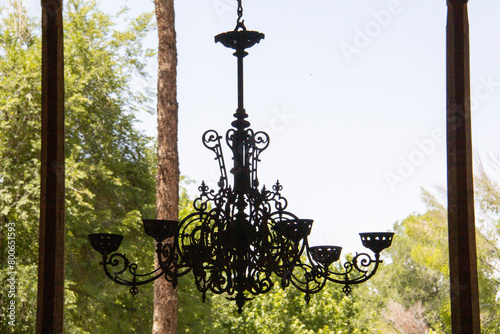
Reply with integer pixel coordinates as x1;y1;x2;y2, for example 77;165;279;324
0;1;158;332
357;168;500;333
152;0;179;333
176;261;370;334
361;194;451;333
63;1;158;331
472;161;500;332
0;4;41;332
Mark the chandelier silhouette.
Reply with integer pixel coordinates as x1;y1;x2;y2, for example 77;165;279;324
89;0;394;314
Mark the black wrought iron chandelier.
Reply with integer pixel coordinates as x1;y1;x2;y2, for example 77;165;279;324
89;0;394;314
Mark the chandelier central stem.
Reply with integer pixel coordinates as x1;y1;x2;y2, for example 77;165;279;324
215;23;264;195
233;49;250;194
231;48;250;132
237;52;245;115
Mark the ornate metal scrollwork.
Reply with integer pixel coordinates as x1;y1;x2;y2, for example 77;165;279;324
89;0;394;314
203;130;228;188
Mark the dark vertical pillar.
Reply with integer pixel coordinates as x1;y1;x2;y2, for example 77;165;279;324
37;0;65;333
446;0;481;332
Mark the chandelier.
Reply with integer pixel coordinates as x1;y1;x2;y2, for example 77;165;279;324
89;0;394;314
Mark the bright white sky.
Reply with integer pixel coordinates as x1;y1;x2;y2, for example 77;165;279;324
24;0;500;253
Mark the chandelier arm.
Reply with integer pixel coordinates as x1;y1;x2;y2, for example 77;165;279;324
320;253;382;286
155;241;194;282
162;264;193;281
100;253;166;288
285;262;328;295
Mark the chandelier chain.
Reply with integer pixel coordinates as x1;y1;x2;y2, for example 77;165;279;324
237;0;243;21
236;0;244;30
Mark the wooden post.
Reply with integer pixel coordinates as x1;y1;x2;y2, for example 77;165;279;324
446;0;481;332
37;1;65;333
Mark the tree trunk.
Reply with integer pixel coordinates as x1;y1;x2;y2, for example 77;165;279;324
153;0;179;333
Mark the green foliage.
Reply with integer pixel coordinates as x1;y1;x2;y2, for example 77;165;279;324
178;270;369;334
473;164;500;333
0;2;43;331
0;1;157;332
360;206;451;333
358;180;500;333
